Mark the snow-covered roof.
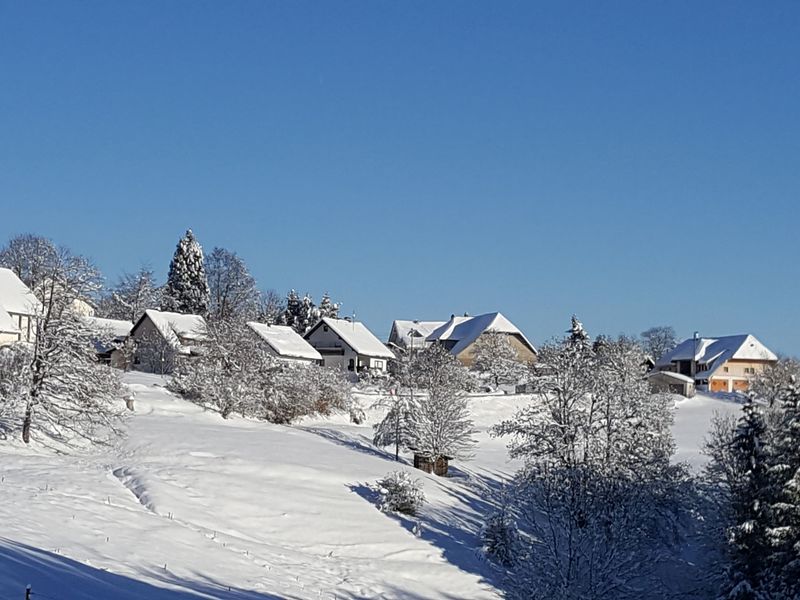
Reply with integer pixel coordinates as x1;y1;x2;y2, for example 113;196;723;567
426;312;537;357
135;309;207;350
82;316;133;340
309;318;395;359
656;334;777;378
389;320;447;347
647;370;695;384
247;322;322;361
0;268;42;316
0;306;18;334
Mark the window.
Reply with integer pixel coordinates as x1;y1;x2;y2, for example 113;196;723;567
323;325;329;332
374;360;384;369
723;367;729;373
347;358;355;371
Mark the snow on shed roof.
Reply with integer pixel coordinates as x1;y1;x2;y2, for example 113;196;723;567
426;312;537;357
647;370;695;384
0;306;18;334
310;318;395;359
656;334;777;377
135;309;207;350
0;268;42;316
247;322;322;361
82;316;133;340
390;320;447;346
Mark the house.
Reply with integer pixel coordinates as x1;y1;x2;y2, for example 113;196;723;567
304;317;395;373
425;312;537;367
82;316;134;369
387;320;446;352
654;334;778;394
129;309;207;373
0;267;42;345
247;322;322;365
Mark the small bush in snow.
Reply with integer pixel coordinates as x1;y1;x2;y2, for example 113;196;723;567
376;471;426;516
481;506;521;567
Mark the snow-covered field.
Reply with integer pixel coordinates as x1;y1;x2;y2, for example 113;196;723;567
0;375;744;599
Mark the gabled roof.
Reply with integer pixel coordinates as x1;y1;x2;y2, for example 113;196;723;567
389;320;447;346
0;306;19;334
132;309;207;351
427;312;537;357
307;317;395;359
0;268;42;316
656;334;777;378
82;316;133;340
247;322;322;361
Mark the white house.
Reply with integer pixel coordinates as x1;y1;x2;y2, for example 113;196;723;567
0;267;43;345
387;320;446;352
247;322;322;365
130;309;207;373
655;334;778;393
426;312;537;367
304;317;395;373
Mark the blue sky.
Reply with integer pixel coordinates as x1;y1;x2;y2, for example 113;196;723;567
1;1;798;353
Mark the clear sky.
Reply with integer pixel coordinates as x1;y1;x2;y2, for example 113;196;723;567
1;1;798;354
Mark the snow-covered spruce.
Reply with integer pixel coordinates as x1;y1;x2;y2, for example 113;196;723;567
375;471;426;516
161;229;210;315
481;505;521;567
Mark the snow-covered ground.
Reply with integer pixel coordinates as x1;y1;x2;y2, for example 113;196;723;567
0;375;744;599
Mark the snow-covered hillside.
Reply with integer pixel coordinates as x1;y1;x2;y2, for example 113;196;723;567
0;375;743;599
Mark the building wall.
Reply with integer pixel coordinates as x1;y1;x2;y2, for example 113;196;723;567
0;331;20;346
455;333;537;367
708;359;776;393
8;312;35;343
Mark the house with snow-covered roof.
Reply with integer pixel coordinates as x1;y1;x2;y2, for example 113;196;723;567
247;322;322;365
82;316;134;369
387;320;446;352
654;333;777;394
304;317;395;374
0;267;43;345
130;309;207;373
426;312;537;367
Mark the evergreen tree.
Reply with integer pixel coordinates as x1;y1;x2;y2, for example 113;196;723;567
568;314;591;346
298;293;317;334
279;289;301;330
319;292;339;319
763;378;800;595
161;229;210;315
719;401;774;599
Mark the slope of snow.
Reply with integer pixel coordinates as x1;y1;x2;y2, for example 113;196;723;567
0;373;505;599
671;392;745;469
0;375;741;598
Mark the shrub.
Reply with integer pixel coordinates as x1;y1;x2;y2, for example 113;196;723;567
376;471;426;516
481;506;521;566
